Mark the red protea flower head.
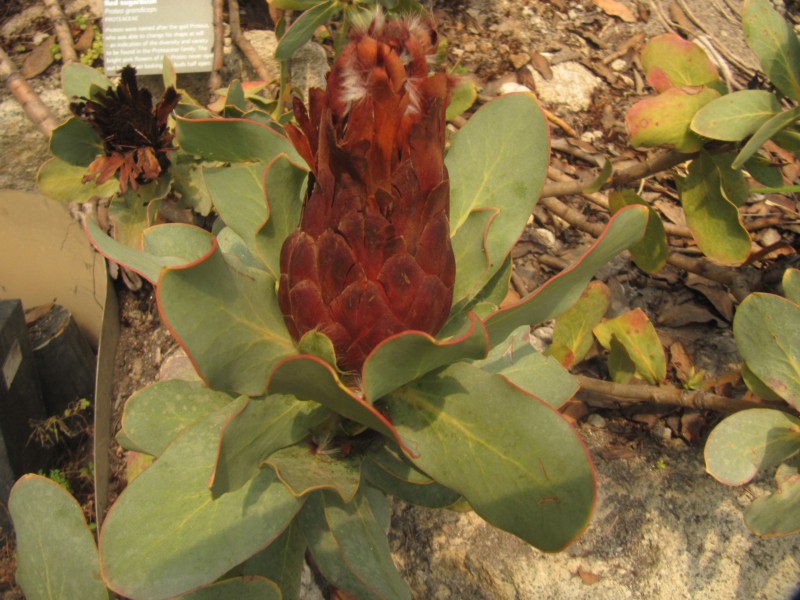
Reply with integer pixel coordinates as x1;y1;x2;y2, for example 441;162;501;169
279;13;456;374
71;66;180;194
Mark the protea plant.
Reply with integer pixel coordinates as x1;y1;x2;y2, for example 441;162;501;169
279;15;455;373
12;13;650;600
70;65;180;194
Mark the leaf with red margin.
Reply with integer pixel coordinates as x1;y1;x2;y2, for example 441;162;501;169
484;205;649;348
176;116;301;164
156;242;296;396
83;218;215;283
267;355;413;455
641;33;722;92
386;362;596;552
362;312;489;402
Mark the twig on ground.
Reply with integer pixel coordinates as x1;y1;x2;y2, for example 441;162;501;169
576;374;790;413
611;149;694;186
208;0;225;99
228;0;274;84
0;46;59;137
42;0;78;65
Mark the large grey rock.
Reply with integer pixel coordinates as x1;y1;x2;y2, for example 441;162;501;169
529;61;600;112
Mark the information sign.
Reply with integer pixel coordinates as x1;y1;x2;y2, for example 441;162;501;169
103;0;214;75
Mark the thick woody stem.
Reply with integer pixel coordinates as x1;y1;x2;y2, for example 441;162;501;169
208;0;226;98
575;374;791;414
42;0;79;64
0;46;59;137
228;0;274;83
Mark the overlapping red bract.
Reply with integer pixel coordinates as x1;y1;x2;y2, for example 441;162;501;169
279;15;455;373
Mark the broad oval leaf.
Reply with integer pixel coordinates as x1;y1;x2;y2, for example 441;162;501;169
61;62;113;101
299;490;411;600
743;0;800;101
679;151;751;265
10;475;109;600
267;355;412;454
744;462;800;536
641;33;721;92
49;117;104;166
177;116;300;164
37;157;118;202
387;362;596;552
266;442;364;502
484;205;648;347
362;311;489;402
733;293;800;409
475;325;579;409
732;106;800;169
691;90;783;141
593;308;666;385
241;522;306;600
211;394;329;496
100;400;303;599
705;408;800;485
119;379;233;456
157;242;296;396
447;92;549;304
627;86;721;152
783;268;800;304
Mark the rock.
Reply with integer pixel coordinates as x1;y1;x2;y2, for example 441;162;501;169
509;52;531;70
586;413;607;428
289;41;330;100
530;227;557;250
528;62;601;112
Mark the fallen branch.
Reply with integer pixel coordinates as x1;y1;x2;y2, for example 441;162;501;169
208;0;225;99
0;46;59;137
42;0;78;65
228;0;274;84
576;374;789;414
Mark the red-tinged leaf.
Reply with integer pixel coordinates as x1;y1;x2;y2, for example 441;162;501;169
593;308;666;385
362;312;489;402
484;205;648;348
267;355;413;455
265;442;363;502
546;281;610;368
641;33;721;92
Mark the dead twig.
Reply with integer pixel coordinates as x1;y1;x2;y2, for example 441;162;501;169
208;0;225;99
0;45;59;137
576;374;790;414
42;0;78;65
228;0;274;84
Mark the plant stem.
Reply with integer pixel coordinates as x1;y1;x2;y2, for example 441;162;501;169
575;374;791;414
0;46;60;137
208;0;225;99
42;0;78;65
228;0;274;83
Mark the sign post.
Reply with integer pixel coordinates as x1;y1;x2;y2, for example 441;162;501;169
103;0;214;75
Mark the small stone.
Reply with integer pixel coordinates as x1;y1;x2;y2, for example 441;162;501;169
610;58;628;72
463;41;477;53
510;52;531;70
498;82;530;95
586;413;607;428
530;227;557;250
651;423;672;442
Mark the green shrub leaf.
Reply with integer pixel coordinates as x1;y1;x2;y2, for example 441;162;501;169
743;0;800;101
10;475;109;600
641;33;721;92
705;408;800;485
679;151;751;265
691;90;782;141
545;280;610;368
745;461;800;536
387;362;595;552
37;157;118;202
733;293;800;409
266;442;363;502
609;190;668;273
484;204;648;347
299;490;411;600
119;379;233;456
275;1;342;61
49;117;103;166
177;116;300;163
100;400;303;599
593;308;666;385
447;93;549;306
177;577;281;600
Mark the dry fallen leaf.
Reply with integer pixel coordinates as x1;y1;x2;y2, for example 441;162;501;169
20;34;55;79
577;565;603;585
668;341;695;384
592;0;637;22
